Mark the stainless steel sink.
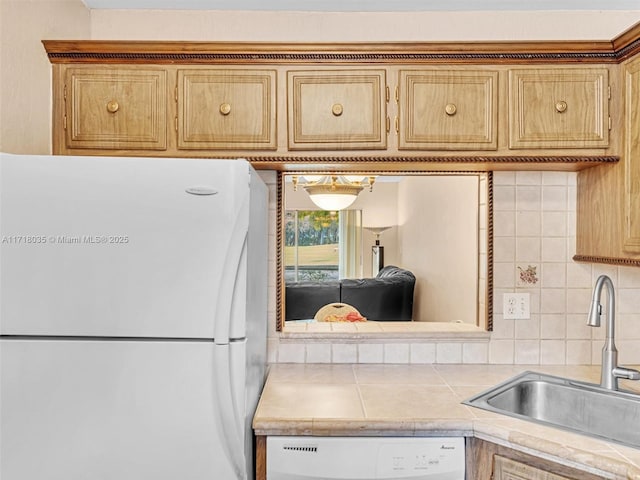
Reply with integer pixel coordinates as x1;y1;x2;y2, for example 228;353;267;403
463;371;640;448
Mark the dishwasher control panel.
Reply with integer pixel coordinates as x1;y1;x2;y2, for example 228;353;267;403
267;436;465;479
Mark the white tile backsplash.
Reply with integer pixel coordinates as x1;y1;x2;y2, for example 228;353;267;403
540;314;566;339
332;344;358;363
516;211;541;236
541;237;566;262
358;343;385;364
542;171;568;185
542;211;567;237
435;343;463;363
462;342;489;364
516;185;542;211
540;340;566;364
489;339;514;364
515;339;540;364
306;343;332;363
384;343;411;363
566;314;592;339
267;170;640;365
542;185;567;211
410;343;436;364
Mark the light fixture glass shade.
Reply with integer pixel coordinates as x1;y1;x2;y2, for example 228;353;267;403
306;192;358;210
303;178;363;211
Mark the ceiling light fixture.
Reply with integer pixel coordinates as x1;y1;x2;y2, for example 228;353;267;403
293;175;375;211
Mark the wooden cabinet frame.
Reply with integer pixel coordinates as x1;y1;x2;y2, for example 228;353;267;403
44;39;626;173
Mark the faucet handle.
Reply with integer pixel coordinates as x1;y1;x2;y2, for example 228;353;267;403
613;366;640;381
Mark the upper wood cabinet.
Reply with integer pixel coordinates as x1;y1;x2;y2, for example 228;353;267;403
63;66;167;150
624;58;640;254
575;58;640;267
398;69;498;150
286;69;387;150
177;69;277;150
45;41;621;173
508;68;610;149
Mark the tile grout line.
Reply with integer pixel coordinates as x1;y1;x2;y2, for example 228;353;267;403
352;365;369;419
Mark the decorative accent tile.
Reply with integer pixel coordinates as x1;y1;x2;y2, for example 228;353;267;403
517;264;539;286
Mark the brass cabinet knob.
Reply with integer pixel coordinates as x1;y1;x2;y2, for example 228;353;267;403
106;100;119;113
555;101;568;113
445;103;457;116
219;103;231;115
332;103;344;116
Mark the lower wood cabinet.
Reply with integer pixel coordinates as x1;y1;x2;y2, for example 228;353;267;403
63;66;168;150
466;438;606;480
494;455;573;480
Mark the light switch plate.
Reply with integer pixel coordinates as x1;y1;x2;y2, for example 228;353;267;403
503;293;530;320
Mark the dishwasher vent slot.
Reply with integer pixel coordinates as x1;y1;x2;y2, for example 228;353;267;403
283;444;318;453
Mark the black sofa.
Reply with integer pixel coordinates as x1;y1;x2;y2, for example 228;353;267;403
285;265;415;321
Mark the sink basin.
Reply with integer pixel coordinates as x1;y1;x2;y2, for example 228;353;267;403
463;371;640;449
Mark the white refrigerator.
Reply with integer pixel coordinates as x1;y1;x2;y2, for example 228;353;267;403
0;153;268;480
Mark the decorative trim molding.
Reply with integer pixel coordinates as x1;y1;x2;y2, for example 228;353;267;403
244;155;619;164
276;171;285;333
44;51;619;64
42;40;627;65
573;254;640;268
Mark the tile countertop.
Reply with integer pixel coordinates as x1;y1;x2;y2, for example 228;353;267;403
252;364;640;480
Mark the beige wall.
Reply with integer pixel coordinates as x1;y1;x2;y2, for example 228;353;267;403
89;10;640;41
399;176;478;324
0;0;90;154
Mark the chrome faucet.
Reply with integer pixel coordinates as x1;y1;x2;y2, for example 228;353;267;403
587;275;640;390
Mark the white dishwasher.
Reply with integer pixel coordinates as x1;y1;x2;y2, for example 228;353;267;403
267;436;465;480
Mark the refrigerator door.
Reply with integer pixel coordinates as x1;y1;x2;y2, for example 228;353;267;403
0;153;250;340
0;338;249;480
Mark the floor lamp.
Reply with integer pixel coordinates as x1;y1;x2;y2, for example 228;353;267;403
364;226;392;276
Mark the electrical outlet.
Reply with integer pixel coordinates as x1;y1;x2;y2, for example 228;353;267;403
503;293;530;320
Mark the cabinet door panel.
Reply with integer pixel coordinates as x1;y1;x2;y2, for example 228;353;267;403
399;69;498;150
494;455;574;480
287;70;387;150
624;59;640;252
178;69;276;150
65;67;167;150
509;68;609;149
